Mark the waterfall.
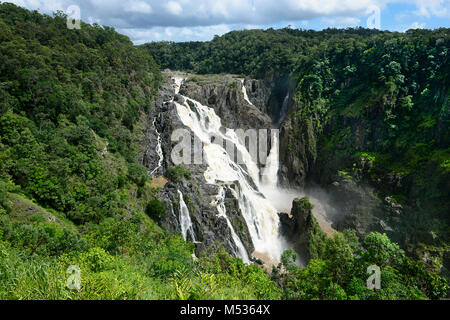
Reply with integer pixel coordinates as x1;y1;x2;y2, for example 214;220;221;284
261;129;279;188
173;77;286;263
173;76;183;94
278;92;289;124
178;190;196;242
212;186;250;263
149;117;164;176
259;129;299;215
147;76;183;177
240;79;254;106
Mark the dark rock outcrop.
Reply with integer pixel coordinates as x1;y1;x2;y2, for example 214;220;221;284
242;78;272;115
279;197;326;264
279;113;318;187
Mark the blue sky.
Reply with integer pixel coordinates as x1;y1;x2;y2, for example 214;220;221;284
6;0;450;44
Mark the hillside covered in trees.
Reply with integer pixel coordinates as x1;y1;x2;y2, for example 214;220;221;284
0;3;448;300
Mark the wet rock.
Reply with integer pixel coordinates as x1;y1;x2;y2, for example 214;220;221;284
252;257;264;265
278;197;326;263
242;79;272;114
174;94;184;104
379;220;394;232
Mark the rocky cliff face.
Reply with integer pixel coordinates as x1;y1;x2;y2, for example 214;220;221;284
277;98;401;242
179;75;273;130
241;78;272;115
278;197;326;264
243;74;296;124
141;72;354;263
279;111;318;188
326;171;386;238
141;73;285;260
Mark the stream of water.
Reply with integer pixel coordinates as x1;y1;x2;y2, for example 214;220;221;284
178;189;196;242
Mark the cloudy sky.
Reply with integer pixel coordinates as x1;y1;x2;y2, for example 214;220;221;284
6;0;450;44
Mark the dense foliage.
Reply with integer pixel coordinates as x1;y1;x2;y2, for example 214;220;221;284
142;28;398;79
143;29;307;78
0;3;281;300
286;27;449;256
273;230;448;300
315;30;448;239
0;2;161;224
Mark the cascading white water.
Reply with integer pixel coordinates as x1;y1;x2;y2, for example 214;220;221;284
240;78;279;189
149;117;164;176
178;189;196;242
261;130;279;188
240;79;255;107
212;186;250;263
173;77;183;94
173;76;287;263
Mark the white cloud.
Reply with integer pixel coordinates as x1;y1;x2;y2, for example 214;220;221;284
122;24;231;44
321;17;361;27
413;0;448;18
124;0;152;14
7;0;450;28
166;1;182;15
7;0;386;27
409;21;426;29
8;0;66;12
6;0;450;42
87;16;101;25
